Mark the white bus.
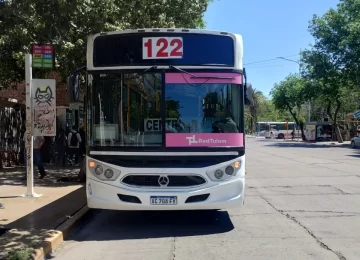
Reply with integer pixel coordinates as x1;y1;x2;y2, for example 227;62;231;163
256;121;298;139
69;29;252;211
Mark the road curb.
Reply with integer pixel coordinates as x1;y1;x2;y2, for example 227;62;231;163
32;205;90;260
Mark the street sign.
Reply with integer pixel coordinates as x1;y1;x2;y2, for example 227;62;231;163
31;44;55;69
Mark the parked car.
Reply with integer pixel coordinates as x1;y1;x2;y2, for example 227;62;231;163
350;125;360;138
350;134;360;148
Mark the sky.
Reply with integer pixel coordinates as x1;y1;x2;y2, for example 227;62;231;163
204;0;340;97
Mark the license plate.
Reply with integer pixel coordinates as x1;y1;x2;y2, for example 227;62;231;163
150;196;177;205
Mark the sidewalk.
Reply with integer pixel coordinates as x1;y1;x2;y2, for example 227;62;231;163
0;164;87;259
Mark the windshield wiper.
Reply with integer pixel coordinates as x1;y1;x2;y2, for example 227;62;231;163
168;65;234;80
122;65;158;80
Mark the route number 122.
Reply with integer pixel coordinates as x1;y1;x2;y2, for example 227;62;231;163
142;37;183;59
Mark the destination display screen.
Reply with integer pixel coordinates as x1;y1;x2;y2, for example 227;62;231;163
92;33;235;67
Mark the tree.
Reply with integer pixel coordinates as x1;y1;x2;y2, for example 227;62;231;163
247;89;263;134
258;99;291;122
301;50;347;142
0;0;213;88
244;91;290;134
270;74;308;140
300;0;360;142
306;0;360;88
307;86;359;122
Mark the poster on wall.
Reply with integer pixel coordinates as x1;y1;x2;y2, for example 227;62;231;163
31;79;56;136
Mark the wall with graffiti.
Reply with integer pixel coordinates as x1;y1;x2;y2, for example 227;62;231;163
0;106;25;167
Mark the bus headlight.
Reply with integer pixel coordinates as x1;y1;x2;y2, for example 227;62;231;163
214;169;224;179
104;169;114;179
88;159;121;181
206;161;241;182
225;166;234;175
95;165;103;175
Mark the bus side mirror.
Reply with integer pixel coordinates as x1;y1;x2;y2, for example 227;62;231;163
244;83;254;106
67;73;80;103
67;66;86;103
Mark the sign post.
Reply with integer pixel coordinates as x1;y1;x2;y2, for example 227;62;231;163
285;121;288;139
23;54;41;198
23;44;55;198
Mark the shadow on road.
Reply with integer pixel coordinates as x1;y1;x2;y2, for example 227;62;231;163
0;165;82;188
68;209;234;241
263;142;351;149
347;149;360;157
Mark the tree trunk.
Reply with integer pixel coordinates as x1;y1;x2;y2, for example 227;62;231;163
334;124;343;143
327;98;343;143
286;104;307;140
299;122;307;141
250;117;254;135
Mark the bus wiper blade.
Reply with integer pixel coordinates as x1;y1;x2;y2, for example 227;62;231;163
168;65;234;80
142;65;158;73
123;66;158;80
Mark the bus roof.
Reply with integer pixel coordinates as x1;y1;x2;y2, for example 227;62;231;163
88;28;241;39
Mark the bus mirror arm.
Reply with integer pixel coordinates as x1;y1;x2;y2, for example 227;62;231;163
243;68;254;106
67;66;86;103
245;83;254;106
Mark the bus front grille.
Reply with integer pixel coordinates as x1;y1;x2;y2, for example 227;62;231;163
121;175;206;187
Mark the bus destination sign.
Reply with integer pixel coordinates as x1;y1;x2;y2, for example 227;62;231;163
142;37;183;59
93;33;234;67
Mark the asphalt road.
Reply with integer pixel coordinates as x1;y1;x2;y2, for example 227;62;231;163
52;138;360;260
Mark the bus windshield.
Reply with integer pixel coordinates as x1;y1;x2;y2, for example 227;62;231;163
87;72;244;147
87;72;163;147
165;83;243;134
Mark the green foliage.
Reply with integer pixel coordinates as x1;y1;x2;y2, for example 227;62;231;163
244;90;290;133
270;74;307;119
0;0;213;88
307;0;360;86
258;98;291;121
6;246;34;260
301;0;360;129
270;74;308;139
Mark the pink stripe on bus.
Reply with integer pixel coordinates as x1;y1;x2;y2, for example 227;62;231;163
165;73;242;84
166;133;244;147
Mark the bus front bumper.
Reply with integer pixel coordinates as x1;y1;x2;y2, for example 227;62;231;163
86;177;245;211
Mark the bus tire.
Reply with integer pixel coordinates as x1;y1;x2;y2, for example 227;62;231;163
278;133;285;139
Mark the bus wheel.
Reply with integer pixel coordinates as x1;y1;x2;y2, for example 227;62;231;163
278;133;285;139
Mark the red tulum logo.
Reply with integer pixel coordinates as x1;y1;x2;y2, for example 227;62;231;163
185;135;227;145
